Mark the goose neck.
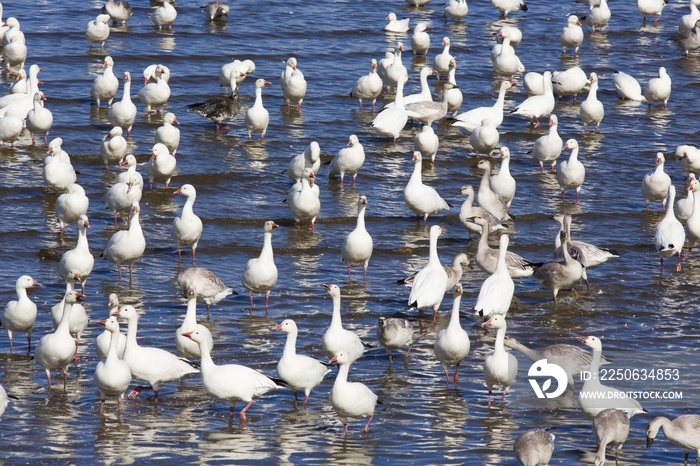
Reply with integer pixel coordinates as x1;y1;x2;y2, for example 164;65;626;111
283;329;298;356
494;326;507;355
56;302;73;333
335;363;350;385
184;296;198;327
330;295;343;329
260;231;274;260
106;327;120;361
448;294;462;328
356;204;367;230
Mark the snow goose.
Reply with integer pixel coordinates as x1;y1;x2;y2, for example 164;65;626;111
671;20;700;56
2;17;23;47
677;145;700;178
58;215;94;292
398;252;469;291
245;79;271;140
287;141;321;182
551;216;590;291
0;384;11;419
644;67;672;108
377;51;394;86
685;179;700;257
34;290;83;393
219;59;254;93
492;0;527;17
143;64;171;85
172;184;203;263
446;60;463;117
404;82;452;125
474;235;514;319
103;202;146;281
85;14;110;48
444;0;468;21
0;108;23;146
385;43;408;91
482;314;518;405
102;0;133;25
560;15;584;55
524;72;544;96
372;74;408;143
471;216;540;278
552;67;588;101
349;59;383;111
377;317;414;364
387;66;433;107
477;159;510;221
341;196;373;280
654;186;685;272
576;336;646;418
453;81;513;131
514;429;555;466
93;316;131;413
492;30;520;84
679;0;700;32
241;221;278;309
411;22;430;55
203;1;229;21
584;0;611;32
329;135;365;185
641;152;672;210
433;37;453;80
406;225;448;321
1;275;40;352
155;112;180;154
404;151;451;223
175;287;213;358
91;56;118;108
593;408;630;466
638;0;667;22
26;91;53;145
552;213;619;267
288;169;321;230
55;183;89;235
612;71;645;101
9;69;27;94
505;336;608;390
146;143;177;189
178;267;233;317
151;0;177;30
43;140;77;191
434;284;470;383
272;319;329;404
530;114;563;172
533;230;584;302
512;71;555;126
100;126;127;170
329;352;378;435
187;78;244;133
470;119;499;157
50;273;88;360
113;305;199;403
1;37;26;73
646;415;700;464
138;64;171;114
458;185;506;236
95;294;126;361
385;12;409;33
414;125;439;162
490;147;516;207
557;139;586;202
677;174;696;222
108;72;137;136
321;284;365;363
580;72;604;132
280;57;307;109
104;174;142;228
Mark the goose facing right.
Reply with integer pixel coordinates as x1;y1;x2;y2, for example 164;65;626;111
404;152;451;223
1;275;41;352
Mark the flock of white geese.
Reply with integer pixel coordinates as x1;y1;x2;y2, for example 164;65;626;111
0;0;700;463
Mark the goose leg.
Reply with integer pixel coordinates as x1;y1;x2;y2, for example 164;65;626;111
240;400;254;420
363;415;374;433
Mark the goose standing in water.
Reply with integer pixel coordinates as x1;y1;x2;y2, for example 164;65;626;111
151;0;177;30
55;183;89;235
612;70;645;101
444;0;468;21
489;146;516;208
557;139;586;203
329;135;365;185
178;267;234;318
477;159;510;221
58;215;94;292
482;314;518;406
433;37;453;80
90;56;118;108
406;225;448;321
641;152;672;210
372;74;408;143
329;352;379;435
138;64;171;115
398;252;469;291
202;1;229;21
404;152;451;224
377;317;414;364
26;91;53;145
146;143;177;189
474;235;514;319
551;213;619;267
646;414;700;465
108;72;137;136
414;125;439;162
1;275;41;352
349;58;383;111
453;81;512;132
171;184;203;264
93;316;131;414
280;57;307;109
155;112;180;154
533;230;584;303
644;67;672;108
433;284;470;383
471;216;540;278
341;196;373;281
95;294;127;360
559;15;584;55
411;22;430;56
245;78;271;140
85;14;111;48
287;169;321;230
241;221;279;310
321;284;365;364
175;287;213;358
514;429;555;466
100;126;127;170
579;72;604;133
530;114;563;172
511;71;555;127
655;185;685;271
458;185;507;236
187;71;243;132
103;202;146;282
594;408;630;466
287;141;321;182
102;0;133;25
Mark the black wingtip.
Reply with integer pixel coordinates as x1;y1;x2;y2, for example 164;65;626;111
520;4;528;11
270;377;292;389
361;341;374;349
447;202;454;208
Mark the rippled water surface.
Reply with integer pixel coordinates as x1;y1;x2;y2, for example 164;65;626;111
2;0;700;464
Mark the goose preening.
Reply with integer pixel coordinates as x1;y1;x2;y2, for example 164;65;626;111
90;56;118;108
287;141;321;182
530;114;563;172
514;429;555;466
612;71;645;102
241;221;279;309
458;185;507;236
398;252;469;292
55;183;89;235
245;79;271;140
114;305;199;403
404;152;451;223
329;135;365;185
470;119;499;157
532;230;584;303
85;14;110;48
287;169;321;230
151;0;177;30
550;216;590;291
202;1;229;21
280;57;307;109
594;408;630;466
414;125;439;162
175;287;213;358
646;414;700;466
644;67;672;108
576;335;647;419
138;64;171;114
641;152;672;210
453;81;512;132
58;215;94;292
183;329;277;419
187;71;243;132
108;72;137;136
511;71;555;127
93;316;131;414
102;0;133;25
349;59;383;111
482;314;518;406
385;12;410;33
471;216;540;278
474;235;515;319
341;196;373;280
491;0;527;17
559;15;584;55
95;294;127;361
1;275;40;352
434;284;470;383
444;0;468;21
557;139;586;203
155;112;180;154
654;185;685;271
100;126;127;170
146;142;177;189
321;284;365;364
579;72;604;132
44;138;77;192
178;267;234;318
219;59;253;94
551;213;619;268
377;317;414;364
272;319;329;404
406;225;448;321
329;352;379;435
103;201;146;281
411;22;430;55
171;184;203;264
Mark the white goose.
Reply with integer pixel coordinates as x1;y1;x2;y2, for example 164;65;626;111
219;59;254;93
58;215;94;292
151;0;177;30
155;112;180;154
638;0;667;22
272;319;329;404
511;71;555;126
95;294;126;361
1;275;40;352
552;67;588;101
385;12;409;33
91;56;118;108
404;152;451;223
103;0;133;25
644;67;672;108
26;91;53;145
446;60;463;118
677;145;700;178
641;152;672;210
329;352;378;435
146;142;177;189
515;429;555;466
50;273;88;360
453;81;513;131
677;174;696;223
93;316;131;413
114;305;199;403
2;18;23;47
376;317;414;364
43;139;77;191
2;34;25;72
241;221;279;309
377;52;395;86
177;267;233;317
280;57;307;109
434;284;470;383
372;74;408;143
594;408;630;466
646;415;700;465
411;22;430;55
685;179;700;257
407;225;448;321
385;43;407;91
9;69;27;95
483;314;518;406
175;287;213;358
530;114;563;172
585;0;611;32
108;71;137;136
470;119;499;157
680;0;700;32
103;201;146;281
100;126;127;170
471;216;540;278
55;183;89;235
349;58;383;111
321;284;365;364
0;384;10;419
172;184;203;264
492;30;520;83
474;235;515;319
329;135;365;185
245;79;271;140
143;64;171;85
490;147;516;208
414;125;439;162
444;0;468;21
287;141;321;182
458;185;506;236
104;174;142;228
492;0;528;17
557;139;586;203
34;290;83;393
288;169;321;230
85;13;110;48
386;66;433;108
137;65;170;114
580;72;604;132
559;15;584;55
433;37;453;80
552;213;619;267
477;160;510;221
0;107;23;147
341;196;373;280
612;71;645;101
398;252;468;292
655;185;686;271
